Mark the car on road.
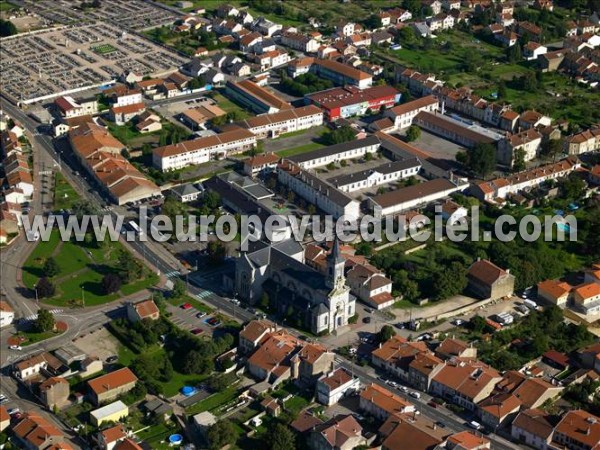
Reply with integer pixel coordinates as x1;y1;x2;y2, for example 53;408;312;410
180;303;192;310
435;421;446;429
9;345;22;351
409;391;421;399
363;317;371;324
191;328;204;335
196;312;207;319
451;319;464;326
427;401;438;408
0;395;7;404
399;386;409;393
468;421;483;430
106;355;118;363
7;408;20;415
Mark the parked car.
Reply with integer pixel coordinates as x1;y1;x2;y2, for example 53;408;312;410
207;317;221;327
468;421;483;430
427;401;438;408
9;345;22;351
191;328;204;335
180;303;192;310
363;317;371;324
106;355;118;363
196;312;207;319
409;391;421;399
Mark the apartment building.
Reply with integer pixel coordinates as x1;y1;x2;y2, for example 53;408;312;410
369;176;469;217
497;129;543;166
288;58;373;89
511;409;557;450
153;128;256;171
287;135;380;169
553;410;600;450
281;32;319;53
372;336;429;381
328;159;421;193
277;161;360;220
234;105;323;139
383;95;439;130
413;111;497;148
359;383;415;421
225;80;291;114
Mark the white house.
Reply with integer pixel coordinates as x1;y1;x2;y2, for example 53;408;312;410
383;95;439;130
0;301;14;328
316;368;361;406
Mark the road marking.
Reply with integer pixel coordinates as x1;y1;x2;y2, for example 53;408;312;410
165;270;181;278
196;291;211;299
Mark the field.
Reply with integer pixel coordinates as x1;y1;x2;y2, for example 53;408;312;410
22;230;159;307
209;91;251;119
53;172;80;211
0;1;17;11
91;43;118;55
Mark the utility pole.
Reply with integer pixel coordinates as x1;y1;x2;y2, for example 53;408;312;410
81;286;85;308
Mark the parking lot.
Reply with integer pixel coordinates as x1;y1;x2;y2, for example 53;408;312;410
166;300;221;337
398;129;466;163
0;16;186;103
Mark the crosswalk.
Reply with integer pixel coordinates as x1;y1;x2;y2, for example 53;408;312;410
164;270;181;278
24;309;63;321
196;291;212;300
38;170;52;176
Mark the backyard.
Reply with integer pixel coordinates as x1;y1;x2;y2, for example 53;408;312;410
22;230;159;307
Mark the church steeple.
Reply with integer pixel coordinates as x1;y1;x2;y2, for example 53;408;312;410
326;237;346;289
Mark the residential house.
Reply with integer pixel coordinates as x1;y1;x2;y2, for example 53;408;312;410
408;352;446;392
0;406;9;432
316;368;361;406
446;431;491;450
359;383;416;420
519;110;552;130
467;259;515;300
477;393;522;428
109;103;146;126
135;111;161;134
14;352;64;380
126;299;159;323
239;32;263;53
97;424;127;450
12;413;68;450
572;282;600;316
430;360;502;411
524;42;548;61
552;410;600;450
39;377;70;410
345;262;395;310
335;21;356;37
511;409;557;450
372;336;430;381
564;126;600;155
435;338;477;361
54;96;98;118
512;377;563;409
538;50;567;72
307;415;366;450
253;17;282;37
498;129;543;166
239;319;276;355
537;279;572;308
496;31;518;47
518;22;543;42
281;33;319;53
87;367;138;405
379;412;448;450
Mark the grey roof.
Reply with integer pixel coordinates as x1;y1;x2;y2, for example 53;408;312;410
244;183;274;200
170;184;200;197
288;135;381;164
328;159;421;187
292;168;356;207
144;399;173;416
272;239;303;256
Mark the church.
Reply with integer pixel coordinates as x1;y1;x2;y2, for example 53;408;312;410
235;238;356;335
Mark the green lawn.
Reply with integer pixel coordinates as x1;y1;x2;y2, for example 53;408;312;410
135;421;183;450
53;172;80;211
22;230;158;307
107;122;142;145
209;91;251;119
277;142;325;157
0;1;17;11
186;385;240;415
17;329;64;346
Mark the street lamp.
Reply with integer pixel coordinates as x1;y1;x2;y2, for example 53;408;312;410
81;286;86;308
34;285;39;304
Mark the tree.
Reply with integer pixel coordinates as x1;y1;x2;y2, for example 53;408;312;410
172;279;186;299
321;125;356;145
462;143;496;179
35;309;55;333
512;148;526;172
43;257;60;278
541;138;564;162
506;44;522;63
559;173;586;200
0;19;18;37
406;125;421;142
102;273;122;294
72;199;100;219
36;277;55;299
207;241;226;265
378;325;397;343
207;420;238;450
270;424;296;450
117;251;144;283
